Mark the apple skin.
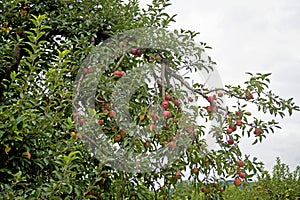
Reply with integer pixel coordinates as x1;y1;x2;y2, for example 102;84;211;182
113;70;122;77
227;138;234;145
150;113;158;121
254;128;261;135
161;100;169;109
239;172;246;179
218;91;224;97
163;110;171;118
174;171;181;179
173;99;180;106
234;177;243;186
98;119;104;125
236;119;243;126
114;135;122;142
79;118;85;125
226;128;233;134
207;95;214;102
121;71;126;76
246;92;254;100
206;106;212;113
169;141;176;148
237;160;245;167
165;94;171;101
109;110;116;118
192;167;199;173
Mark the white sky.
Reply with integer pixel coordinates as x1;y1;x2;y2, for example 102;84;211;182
140;0;300;172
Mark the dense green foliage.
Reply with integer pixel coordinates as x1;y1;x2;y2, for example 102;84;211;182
1;0;299;199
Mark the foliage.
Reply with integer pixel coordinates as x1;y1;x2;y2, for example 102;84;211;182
0;0;299;199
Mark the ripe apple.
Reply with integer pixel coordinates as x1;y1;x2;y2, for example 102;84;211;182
236;119;243;126
219;187;225;192
254;128;261;135
246;92;254;100
169;141;176;148
149;124;156;131
229;124;237;131
226;128;233;134
162;141;167;146
237;160;245;167
212;182;217;187
144;141;151;147
165;94;171;101
99;179;105;185
98;119;104;125
22;151;31;159
87;190;94;195
201;187;205;193
227;138;234;145
109;110;116;118
206;106;212;113
174;171;181;179
136;49;142;56
173;99;180;106
239;172;246;178
207;95;214;102
79;118;85;125
113;70;122;77
121;71;126;76
70;132;76;137
217;91;224;97
83;68;94;74
192;167;199;173
131;48;138;55
163;110;171;118
234;177;243;186
161;100;169;109
150;113;158;121
114;135;122;142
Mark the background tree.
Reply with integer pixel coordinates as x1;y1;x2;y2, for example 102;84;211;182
0;0;299;199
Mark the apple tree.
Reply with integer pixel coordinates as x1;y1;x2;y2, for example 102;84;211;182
0;0;299;199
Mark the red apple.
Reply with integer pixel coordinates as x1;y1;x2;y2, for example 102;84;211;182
169;141;176;148
229;124;237;131
212;182;217;187
98;119;104;125
150;113;158;121
109;110;116;118
246;92;254;100
173;99;180;106
113;70;122;77
207;95;214;102
218;91;224;97
161;100;169;109
174;171;181;179
163;110;171;118
206;106;212;113
227;138;234;145
79;118;85;125
226;128;233;134
236;119;243;126
121;71;126;76
87;190;94;195
192;167;198;173
254;128;261;135
237;160;245;167
114;135;122;142
219;187;225;192
239;172;246;178
234;177;243;186
165;94;171;101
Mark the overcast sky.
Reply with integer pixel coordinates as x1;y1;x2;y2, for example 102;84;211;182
140;0;300;172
